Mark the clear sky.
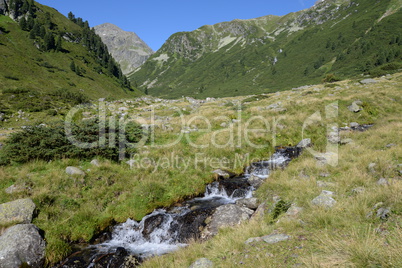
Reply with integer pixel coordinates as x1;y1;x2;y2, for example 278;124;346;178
37;0;317;51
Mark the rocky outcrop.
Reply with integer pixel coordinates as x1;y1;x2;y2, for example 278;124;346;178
0;224;46;268
94;23;153;74
0;198;36;226
0;0;9;16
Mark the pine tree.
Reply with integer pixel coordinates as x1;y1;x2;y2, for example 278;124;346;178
27;14;34;30
55;34;62;51
39;25;46;38
70;61;76;72
43;32;55;51
19;17;27;31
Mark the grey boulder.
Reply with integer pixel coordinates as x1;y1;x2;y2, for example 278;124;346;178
0;224;46;268
0;198;36;226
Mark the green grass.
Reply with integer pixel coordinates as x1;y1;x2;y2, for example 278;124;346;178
1;72;401;265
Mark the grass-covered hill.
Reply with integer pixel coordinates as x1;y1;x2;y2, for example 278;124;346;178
0;0;142;121
0;71;401;265
130;0;402;99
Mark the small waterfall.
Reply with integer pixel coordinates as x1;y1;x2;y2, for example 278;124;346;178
60;146;301;267
96;210;187;258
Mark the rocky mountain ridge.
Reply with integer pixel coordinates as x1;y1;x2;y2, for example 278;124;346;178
94;23;153;75
130;0;402;98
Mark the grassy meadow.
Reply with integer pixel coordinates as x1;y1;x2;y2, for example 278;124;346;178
0;72;401;266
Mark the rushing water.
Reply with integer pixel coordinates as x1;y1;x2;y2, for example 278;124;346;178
59;147;300;267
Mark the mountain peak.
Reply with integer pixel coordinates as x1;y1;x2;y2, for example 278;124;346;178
94;23;153;74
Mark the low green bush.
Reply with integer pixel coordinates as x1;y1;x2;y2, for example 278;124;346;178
0;119;145;165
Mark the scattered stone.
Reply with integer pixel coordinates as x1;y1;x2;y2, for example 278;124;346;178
377;178;389;186
376;207;391;220
0;198;36;226
366;202;391;220
340;138;354;145
311;190;336;208
0;224;46;268
351;187;365;195
348;101;363;113
261;233;291;244
285;204;303;217
245;237;263;244
368;163;376;173
212;169;231;179
189;258;214;268
220;122;228;128
5;184;28;194
360;78;377;84
386;143;397;148
319;173;330;178
350;122;359;128
247;175;265;188
235;198;259;210
65;166;85;176
316;181;335;188
90;159;100;167
297;138;311;148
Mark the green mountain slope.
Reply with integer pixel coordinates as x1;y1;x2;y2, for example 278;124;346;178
0;0;142;118
130;0;402;99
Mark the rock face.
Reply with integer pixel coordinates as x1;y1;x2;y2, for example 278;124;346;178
94;23;153;74
0;0;9;16
0;224;46;268
0;198;36;226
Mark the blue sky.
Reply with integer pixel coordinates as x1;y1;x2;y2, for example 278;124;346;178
37;0;317;51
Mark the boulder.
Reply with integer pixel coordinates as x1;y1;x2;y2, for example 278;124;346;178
251;202;267;219
0;198;36;226
90;159;100;167
347;101;363;113
0;224;46;268
297;138;311;148
360;78;377;84
65;166;85;176
201;204;253;239
235;198;259;210
212;169;231;179
247;175;265;188
189;258;214;268
311;190;336;208
350;122;359;128
261;233;291;244
377;178;389;186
